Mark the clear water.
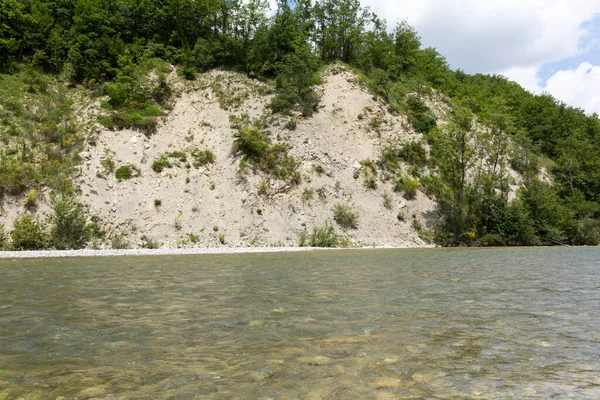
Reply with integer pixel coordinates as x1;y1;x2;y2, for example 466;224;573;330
1;248;599;399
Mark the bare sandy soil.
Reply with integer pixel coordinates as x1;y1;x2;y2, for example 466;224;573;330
1;65;438;249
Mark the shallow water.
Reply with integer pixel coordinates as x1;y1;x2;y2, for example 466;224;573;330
1;247;599;399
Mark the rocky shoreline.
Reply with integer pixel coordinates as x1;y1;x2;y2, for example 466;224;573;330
0;244;431;259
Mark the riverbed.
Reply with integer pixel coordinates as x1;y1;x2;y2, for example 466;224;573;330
1;247;599;398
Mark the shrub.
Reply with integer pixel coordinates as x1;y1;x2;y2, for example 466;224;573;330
115;165;139;181
152;156;172;172
167;151;187;162
299;222;339;247
140;235;160;249
24;188;39;210
395;176;419;200
397;211;406;222
479;233;506;247
154;199;162;207
406;95;436;134
333;203;359;229
11;214;48;250
98;112;158;136
382;192;393;210
111;234;130;249
48;192;90;250
381;140;427;170
0;224;7;250
192;148;215;167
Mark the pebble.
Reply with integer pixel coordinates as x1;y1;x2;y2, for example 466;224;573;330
370;378;402;389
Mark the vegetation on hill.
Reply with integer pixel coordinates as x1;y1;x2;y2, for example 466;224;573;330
1;0;599;247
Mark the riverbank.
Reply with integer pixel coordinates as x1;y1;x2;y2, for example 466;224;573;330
0;245;432;259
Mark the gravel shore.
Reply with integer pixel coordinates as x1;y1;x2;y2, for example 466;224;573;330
0;246;333;259
0;245;422;259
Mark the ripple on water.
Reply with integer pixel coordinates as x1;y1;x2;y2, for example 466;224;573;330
0;247;599;398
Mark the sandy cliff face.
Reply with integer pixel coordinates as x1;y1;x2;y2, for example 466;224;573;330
12;65;439;248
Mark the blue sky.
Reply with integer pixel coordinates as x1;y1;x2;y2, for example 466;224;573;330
359;0;600;114
269;0;600;113
537;14;600;86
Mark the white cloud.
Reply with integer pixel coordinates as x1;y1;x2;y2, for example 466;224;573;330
361;0;600;73
500;66;543;94
543;62;600;114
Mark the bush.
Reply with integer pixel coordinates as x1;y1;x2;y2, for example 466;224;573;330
48;192;90;250
11;214;48;250
98;110;159;136
333;203;359;229
406;95;436;134
395;176;419;200
479;233;506;247
152;156;172;172
111;234;130;249
115;165;139;180
381;140;427;170
0;224;7;250
192;148;215;167
299;222;339;247
140;235;160;249
23;188;39;210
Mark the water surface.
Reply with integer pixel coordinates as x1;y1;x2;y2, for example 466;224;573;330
1;248;599;399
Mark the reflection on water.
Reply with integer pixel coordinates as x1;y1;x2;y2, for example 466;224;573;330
1;248;600;399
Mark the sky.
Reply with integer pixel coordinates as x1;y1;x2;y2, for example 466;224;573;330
269;0;600;114
358;0;600;114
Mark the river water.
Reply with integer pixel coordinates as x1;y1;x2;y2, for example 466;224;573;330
1;248;599;399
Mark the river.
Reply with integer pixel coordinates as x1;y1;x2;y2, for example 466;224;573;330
1;247;599;398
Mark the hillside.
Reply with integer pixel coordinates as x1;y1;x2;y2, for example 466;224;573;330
1;0;599;249
2;65;438;249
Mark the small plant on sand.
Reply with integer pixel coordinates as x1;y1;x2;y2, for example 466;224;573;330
192;148;215;167
0;224;7;250
152;156;172;172
395;175;419;200
140;235;161;249
382;191;393;210
111;234;130;249
23;188;39;210
174;211;183;230
218;233;226;244
298;221;339;247
333;202;359;229
154;199;162;207
115;164;140;181
397;211;406;222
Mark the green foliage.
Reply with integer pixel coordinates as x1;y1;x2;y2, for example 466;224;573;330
394;176;420;200
406;95;437;134
192;148;215;167
0;224;7;250
140;235;160;249
381;140;427;172
152;156;172;173
111;234;130;250
271;45;320;116
115;165;139;181
0;67;82;195
10;214;48;250
299;221;339;248
2;0;599;250
333;203;359;229
154;199;162;207
48;190;90;250
233;125;300;185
